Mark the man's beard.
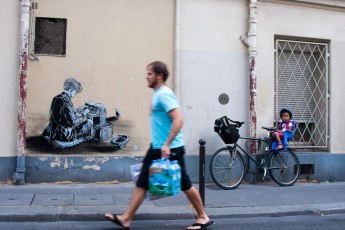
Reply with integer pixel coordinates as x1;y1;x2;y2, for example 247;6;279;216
148;79;157;88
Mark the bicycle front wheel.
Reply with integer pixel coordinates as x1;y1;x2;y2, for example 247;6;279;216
209;147;245;190
269;150;300;186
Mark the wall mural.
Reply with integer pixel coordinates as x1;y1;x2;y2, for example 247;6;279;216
26;78;129;153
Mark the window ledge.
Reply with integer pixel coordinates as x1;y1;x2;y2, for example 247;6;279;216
259;0;345;12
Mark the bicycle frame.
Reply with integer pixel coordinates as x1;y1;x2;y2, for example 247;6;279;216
232;136;282;179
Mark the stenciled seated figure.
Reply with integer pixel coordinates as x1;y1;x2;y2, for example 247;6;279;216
42;78;93;144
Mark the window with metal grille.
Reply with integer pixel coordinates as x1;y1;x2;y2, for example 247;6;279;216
275;39;329;149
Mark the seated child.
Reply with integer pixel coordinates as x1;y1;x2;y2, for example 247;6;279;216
272;108;293;150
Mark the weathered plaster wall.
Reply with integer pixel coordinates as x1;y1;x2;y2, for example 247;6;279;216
26;0;175;156
0;0;20;157
256;1;345;152
25;156;143;182
178;0;250;156
2;0;345;183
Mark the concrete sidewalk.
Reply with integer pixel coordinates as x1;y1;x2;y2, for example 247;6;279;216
0;181;345;222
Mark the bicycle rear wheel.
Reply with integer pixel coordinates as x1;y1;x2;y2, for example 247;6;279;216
209;147;245;190
269;150;300;186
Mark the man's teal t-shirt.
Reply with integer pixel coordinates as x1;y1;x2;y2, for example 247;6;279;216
151;86;185;149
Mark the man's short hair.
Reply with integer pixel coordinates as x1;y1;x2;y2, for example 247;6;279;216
148;61;169;82
63;78;82;92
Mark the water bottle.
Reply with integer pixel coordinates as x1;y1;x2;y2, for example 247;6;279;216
173;160;181;195
159;158;169;195
170;160;177;196
149;159;160;195
167;160;173;196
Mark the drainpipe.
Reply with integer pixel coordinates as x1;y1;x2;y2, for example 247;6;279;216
240;0;258;183
13;0;31;185
240;0;258;141
174;0;181;99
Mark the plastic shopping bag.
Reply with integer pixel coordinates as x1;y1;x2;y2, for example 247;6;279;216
129;163;143;182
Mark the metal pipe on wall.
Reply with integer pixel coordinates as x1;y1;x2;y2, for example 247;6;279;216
241;0;258;140
13;0;31;185
174;0;181;99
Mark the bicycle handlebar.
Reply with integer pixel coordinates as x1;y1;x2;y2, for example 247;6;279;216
227;118;245;128
226;118;277;132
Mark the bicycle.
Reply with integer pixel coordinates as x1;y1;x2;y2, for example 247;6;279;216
209;116;300;190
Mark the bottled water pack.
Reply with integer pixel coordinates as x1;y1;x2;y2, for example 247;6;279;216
149;158;181;196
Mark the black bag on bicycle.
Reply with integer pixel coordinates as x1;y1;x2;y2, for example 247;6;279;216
214;116;240;144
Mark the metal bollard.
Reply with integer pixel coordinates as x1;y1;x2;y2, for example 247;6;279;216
199;139;206;206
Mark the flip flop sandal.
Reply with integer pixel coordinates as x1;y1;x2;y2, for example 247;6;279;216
186;220;214;230
104;214;130;229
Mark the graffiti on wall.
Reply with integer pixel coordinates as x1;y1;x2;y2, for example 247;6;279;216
26;78;129;153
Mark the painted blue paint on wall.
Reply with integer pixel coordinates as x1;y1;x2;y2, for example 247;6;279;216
1;153;345;183
0;157;16;181
24;156;142;183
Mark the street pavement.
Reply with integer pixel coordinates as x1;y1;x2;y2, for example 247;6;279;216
0;181;345;222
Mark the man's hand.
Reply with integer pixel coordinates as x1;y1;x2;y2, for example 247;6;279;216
161;144;171;159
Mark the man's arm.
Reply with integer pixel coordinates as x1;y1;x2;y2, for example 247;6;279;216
161;108;184;158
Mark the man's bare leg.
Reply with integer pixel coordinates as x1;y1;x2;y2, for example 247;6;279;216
105;187;146;228
184;186;211;229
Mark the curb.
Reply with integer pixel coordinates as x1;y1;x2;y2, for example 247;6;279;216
1;203;345;222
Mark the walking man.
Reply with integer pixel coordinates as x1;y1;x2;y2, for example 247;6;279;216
104;61;213;229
